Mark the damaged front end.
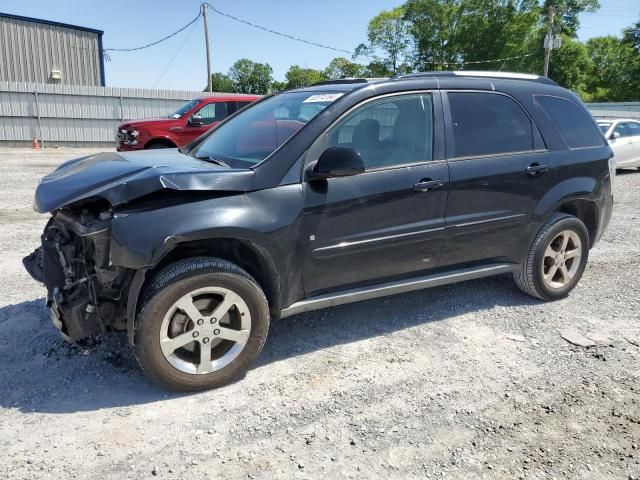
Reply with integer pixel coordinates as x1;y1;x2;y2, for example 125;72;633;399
23;200;130;342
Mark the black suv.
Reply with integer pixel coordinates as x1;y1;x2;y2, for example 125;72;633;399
24;71;614;391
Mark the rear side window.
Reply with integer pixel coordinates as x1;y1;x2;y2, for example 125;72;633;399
448;92;534;158
629;122;640;136
535;95;604;149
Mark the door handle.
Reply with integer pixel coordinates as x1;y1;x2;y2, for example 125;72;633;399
525;164;549;177
413;179;445;192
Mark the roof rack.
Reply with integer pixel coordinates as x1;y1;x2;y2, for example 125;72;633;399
394;71;558;86
311;77;390;86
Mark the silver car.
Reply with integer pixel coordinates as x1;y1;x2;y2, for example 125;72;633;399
597;119;640;169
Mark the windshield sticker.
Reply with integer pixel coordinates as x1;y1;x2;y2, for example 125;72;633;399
303;93;344;103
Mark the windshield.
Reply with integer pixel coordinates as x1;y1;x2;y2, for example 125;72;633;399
598;122;612;133
170;99;199;119
190;91;344;165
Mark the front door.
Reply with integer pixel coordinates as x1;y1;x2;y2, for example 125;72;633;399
610;122;635;166
301;92;449;296
179;101;230;144
440;91;557;267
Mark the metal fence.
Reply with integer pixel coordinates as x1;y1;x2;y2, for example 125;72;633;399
1;81;639;147
0;81;250;146
587;102;640;120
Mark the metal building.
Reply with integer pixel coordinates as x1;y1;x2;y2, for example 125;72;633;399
0;12;105;86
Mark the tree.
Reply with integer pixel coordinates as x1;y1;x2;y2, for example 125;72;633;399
325;57;366;79
623;20;640;52
547;36;593;97
543;0;599;37
355;7;411;75
402;0;540;71
270;80;287;93
228;59;274;95
585;36;640;101
363;60;394;78
284;65;328;89
206;72;235;93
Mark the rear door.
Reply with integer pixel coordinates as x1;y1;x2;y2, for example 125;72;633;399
440;91;555;267
625;121;640;165
301;92;449;295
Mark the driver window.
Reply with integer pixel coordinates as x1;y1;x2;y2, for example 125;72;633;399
614;123;630;138
325;94;433;170
193;102;229;125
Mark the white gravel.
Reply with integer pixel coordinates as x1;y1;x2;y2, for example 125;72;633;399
0;148;639;479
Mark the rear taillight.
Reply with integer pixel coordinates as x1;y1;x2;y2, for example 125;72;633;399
608;155;616;189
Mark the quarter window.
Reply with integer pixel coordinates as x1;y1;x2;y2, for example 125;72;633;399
324;94;433;170
448;92;534;158
535;95;604;149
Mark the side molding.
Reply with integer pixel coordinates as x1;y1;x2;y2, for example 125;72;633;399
280;263;515;318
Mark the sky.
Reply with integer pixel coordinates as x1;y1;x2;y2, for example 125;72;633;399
1;0;638;91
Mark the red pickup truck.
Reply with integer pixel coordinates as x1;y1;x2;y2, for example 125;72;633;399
116;95;260;151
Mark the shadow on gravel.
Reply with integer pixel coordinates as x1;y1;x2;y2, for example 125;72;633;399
0;275;540;413
258;274;541;367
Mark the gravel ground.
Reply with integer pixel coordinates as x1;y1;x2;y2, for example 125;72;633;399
0;147;639;480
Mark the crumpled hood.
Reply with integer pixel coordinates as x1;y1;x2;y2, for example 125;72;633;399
34;149;254;213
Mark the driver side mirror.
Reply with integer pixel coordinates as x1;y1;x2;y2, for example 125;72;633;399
609;131;620;141
307;146;365;180
188;116;205;127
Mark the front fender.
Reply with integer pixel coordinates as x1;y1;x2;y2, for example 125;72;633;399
110;186;302;269
113;185;304;345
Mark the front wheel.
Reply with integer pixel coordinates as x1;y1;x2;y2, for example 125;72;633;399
514;213;590;301
134;257;270;391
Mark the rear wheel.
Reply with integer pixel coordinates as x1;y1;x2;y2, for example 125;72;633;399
134;257;270;391
514;213;589;301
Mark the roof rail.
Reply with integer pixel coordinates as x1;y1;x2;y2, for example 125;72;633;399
394;71;558;86
312;78;389;86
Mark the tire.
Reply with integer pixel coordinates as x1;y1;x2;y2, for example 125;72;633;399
513;213;590;301
145;142;172;149
133;257;270;392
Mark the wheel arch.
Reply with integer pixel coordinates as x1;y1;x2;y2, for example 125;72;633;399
554;199;598;247
534;176;600;247
144;136;178;149
126;237;282;345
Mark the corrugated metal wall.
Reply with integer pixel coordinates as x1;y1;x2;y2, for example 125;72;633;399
0;15;102;86
0;81;251;146
587;102;640;119
1;81;638;147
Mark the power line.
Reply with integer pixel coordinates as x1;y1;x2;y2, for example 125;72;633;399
204;1;352;55
104;11;202;52
152;15;202;89
435;52;535;67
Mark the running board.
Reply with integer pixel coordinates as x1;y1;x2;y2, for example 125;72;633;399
279;263;515;318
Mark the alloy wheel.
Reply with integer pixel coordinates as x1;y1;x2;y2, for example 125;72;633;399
159;286;251;374
541;230;583;289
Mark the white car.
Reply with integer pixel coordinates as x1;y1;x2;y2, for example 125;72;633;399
597;118;640;169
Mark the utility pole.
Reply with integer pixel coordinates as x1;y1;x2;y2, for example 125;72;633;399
543;4;555;78
203;3;212;92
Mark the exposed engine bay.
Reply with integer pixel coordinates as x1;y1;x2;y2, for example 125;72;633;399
23;201;130;342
